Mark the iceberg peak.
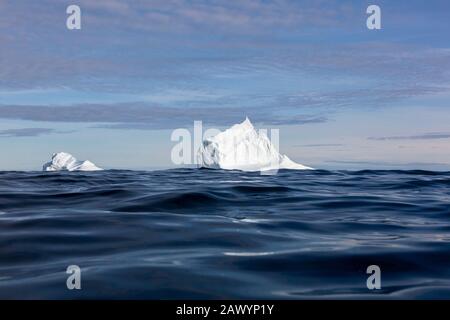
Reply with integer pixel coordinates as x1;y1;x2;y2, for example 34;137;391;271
240;117;253;129
43;152;103;172
226;117;254;134
197;117;313;172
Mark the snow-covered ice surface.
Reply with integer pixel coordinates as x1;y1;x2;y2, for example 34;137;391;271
197;118;313;171
43;152;103;172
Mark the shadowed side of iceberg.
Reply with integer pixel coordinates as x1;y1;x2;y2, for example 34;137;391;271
197;117;313;172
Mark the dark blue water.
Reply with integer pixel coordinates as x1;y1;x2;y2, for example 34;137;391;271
1;169;450;299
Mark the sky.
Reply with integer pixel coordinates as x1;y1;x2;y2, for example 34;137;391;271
0;0;450;171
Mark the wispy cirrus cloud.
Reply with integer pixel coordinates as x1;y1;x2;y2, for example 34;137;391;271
75;0;356;33
0;103;327;129
1;0;449;101
0;1;449;135
0;128;56;138
368;133;450;141
296;143;344;147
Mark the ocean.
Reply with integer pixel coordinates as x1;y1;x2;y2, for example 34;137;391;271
0;169;450;299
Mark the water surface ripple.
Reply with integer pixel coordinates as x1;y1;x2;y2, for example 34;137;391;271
0;169;450;299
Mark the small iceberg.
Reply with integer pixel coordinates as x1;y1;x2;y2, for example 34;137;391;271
197;117;313;171
43;152;103;172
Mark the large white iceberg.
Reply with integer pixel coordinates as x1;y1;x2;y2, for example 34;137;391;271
43;152;103;171
197;117;313;171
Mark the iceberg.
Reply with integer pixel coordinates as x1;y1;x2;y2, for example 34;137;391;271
197;117;313;171
43;152;103;172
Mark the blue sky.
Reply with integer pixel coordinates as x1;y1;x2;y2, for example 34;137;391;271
0;0;450;170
